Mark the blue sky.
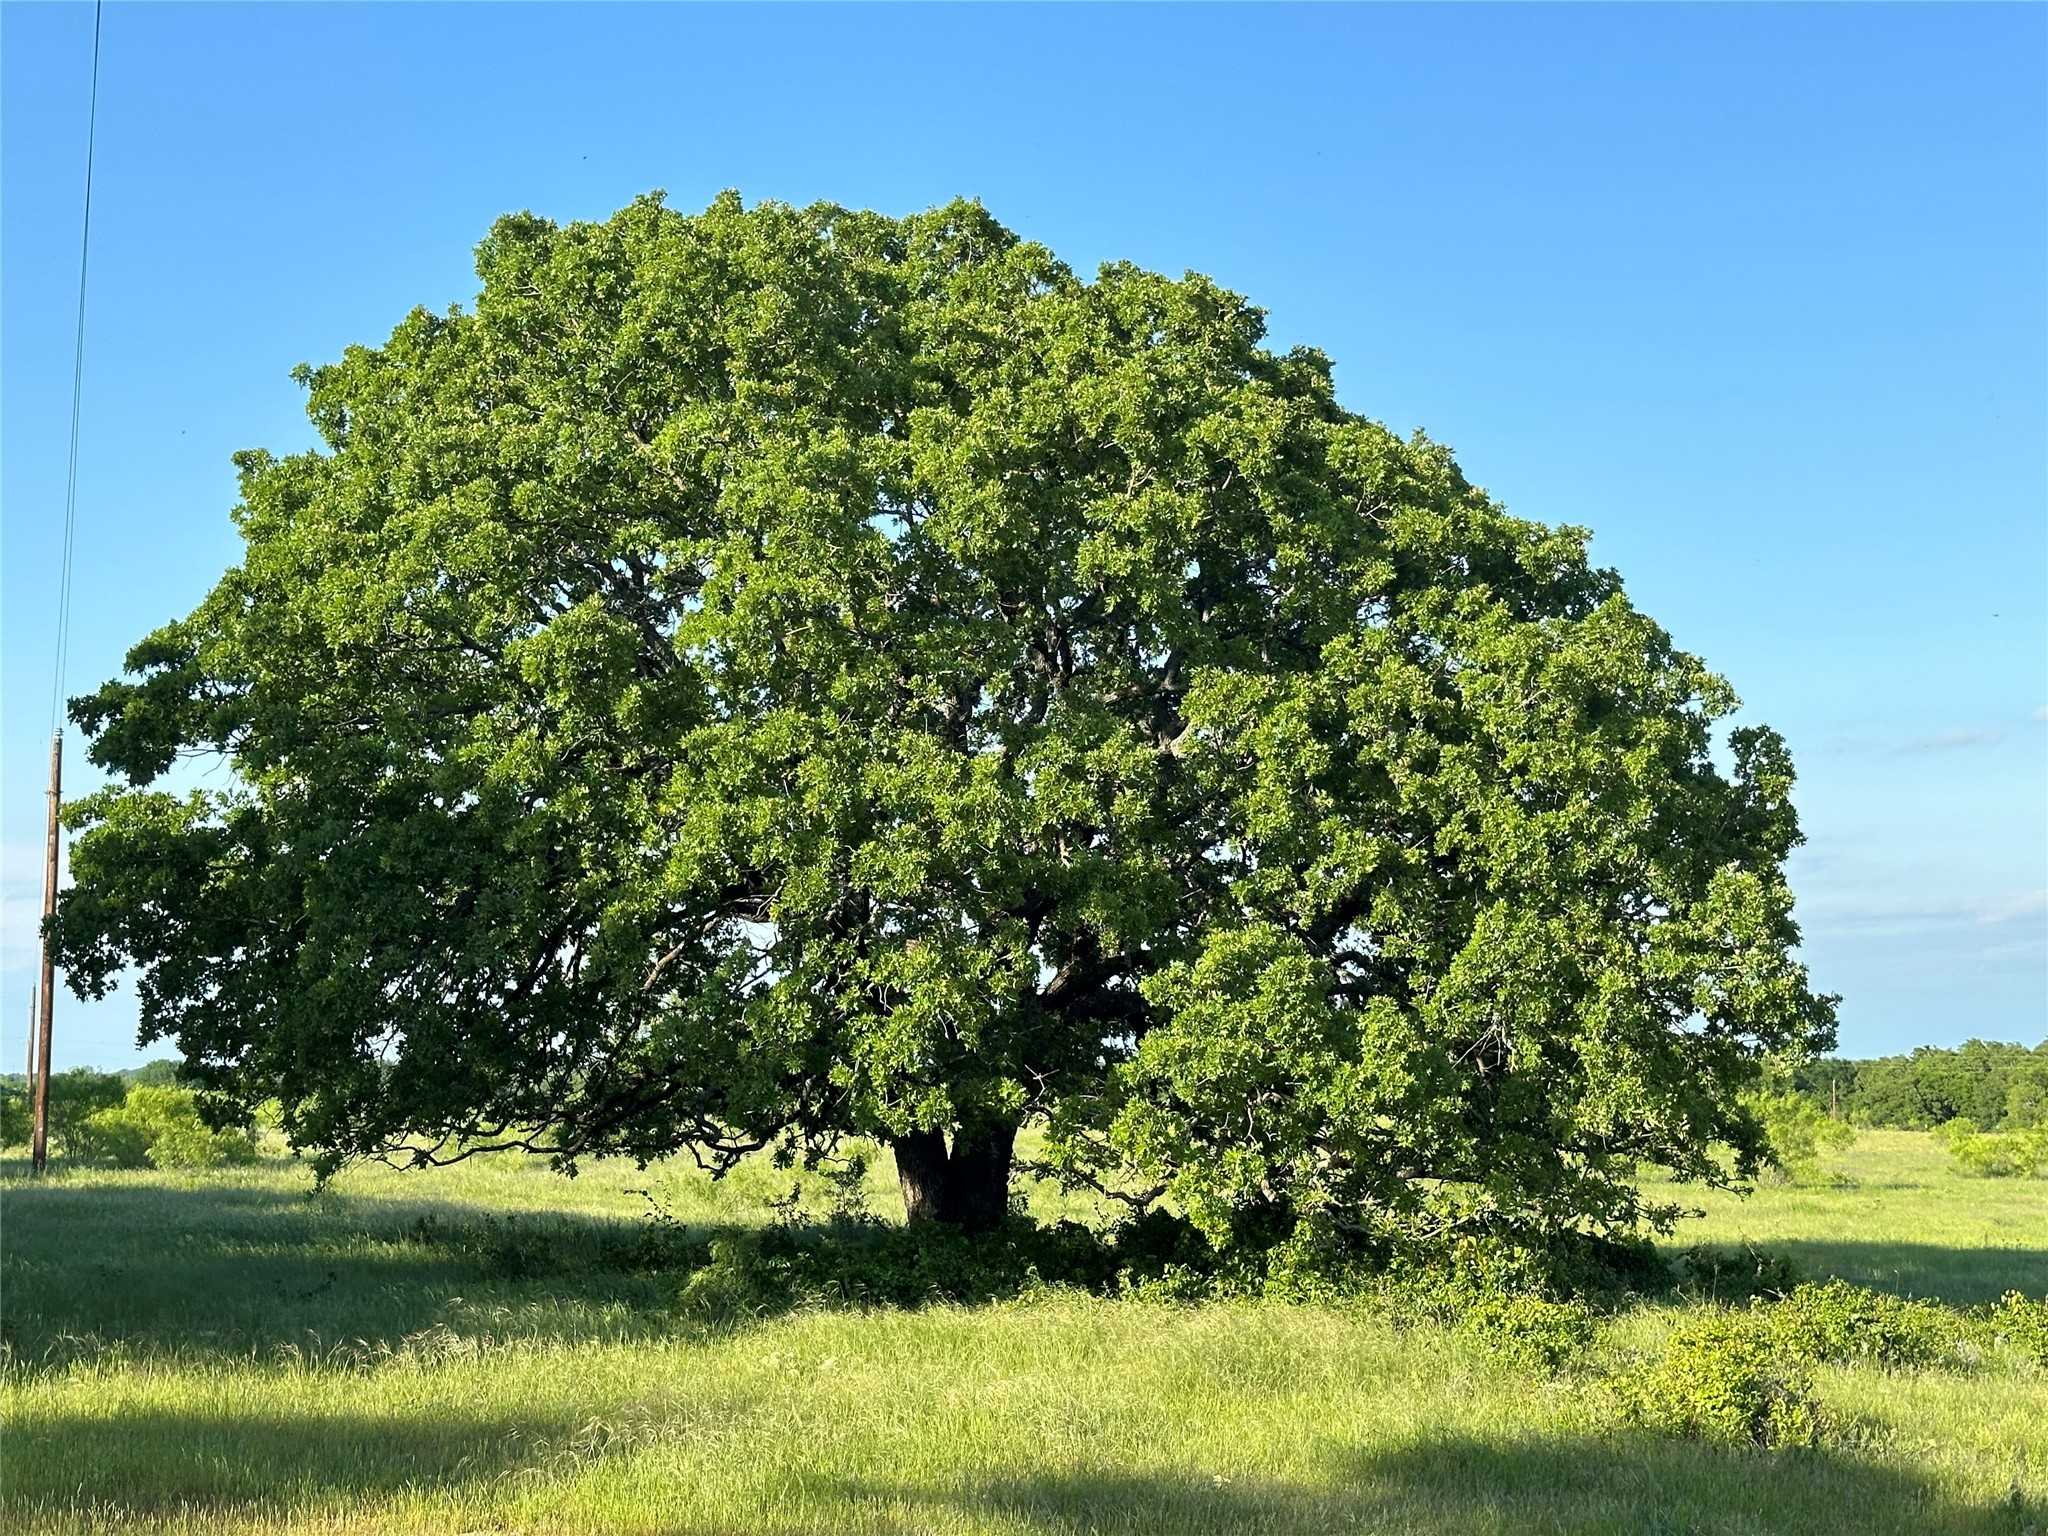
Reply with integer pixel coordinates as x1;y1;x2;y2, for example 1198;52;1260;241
3;3;2042;1070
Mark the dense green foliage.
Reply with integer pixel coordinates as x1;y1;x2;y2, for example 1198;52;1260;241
1763;1279;1965;1369
1790;1042;2048;1177
0;1059;183;1150
0;1068;124;1153
1675;1239;1805;1302
1614;1278;2048;1452
1742;1087;1857;1182
53;192;1833;1255
1935;1116;2048;1179
1796;1039;2048;1131
2;1073;254;1170
1988;1288;2048;1367
1620;1310;1832;1449
122;1058;183;1088
68;1085;258;1171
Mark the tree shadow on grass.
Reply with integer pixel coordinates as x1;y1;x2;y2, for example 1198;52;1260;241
0;1167;1124;1376
18;1417;2034;1535
832;1432;2036;1536
3;1403;582;1524
1747;1239;2047;1307
0;1170;700;1373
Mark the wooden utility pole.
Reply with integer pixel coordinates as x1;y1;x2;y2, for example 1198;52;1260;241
30;732;61;1173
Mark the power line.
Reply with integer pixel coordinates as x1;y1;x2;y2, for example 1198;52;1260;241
49;0;103;735
34;0;102;1174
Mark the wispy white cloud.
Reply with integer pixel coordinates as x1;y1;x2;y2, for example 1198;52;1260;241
1820;726;2011;757
1798;887;2048;943
1978;889;2048;926
1895;728;2005;754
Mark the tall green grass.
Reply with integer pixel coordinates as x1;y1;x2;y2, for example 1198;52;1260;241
1640;1129;2048;1305
2;1131;2042;1534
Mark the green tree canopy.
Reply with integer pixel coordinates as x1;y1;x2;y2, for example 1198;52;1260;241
54;193;1834;1254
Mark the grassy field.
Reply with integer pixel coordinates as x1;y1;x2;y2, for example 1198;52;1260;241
2;1130;2043;1534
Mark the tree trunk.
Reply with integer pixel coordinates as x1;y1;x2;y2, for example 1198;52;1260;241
943;1121;1017;1231
891;1121;1018;1231
893;1127;952;1225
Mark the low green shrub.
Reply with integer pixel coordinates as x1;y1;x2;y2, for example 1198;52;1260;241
70;1085;257;1170
1115;1220;1620;1371
401;1208;700;1280
147;1115;257;1171
473;1216;579;1280
1536;1231;1674;1302
1662;1280;2032;1381
672;1217;1124;1325
3;1068;127;1153
1424;1227;1672;1306
1940;1121;2047;1179
1411;1226;1671;1301
0;1080;27;1147
676;1233;799;1322
1454;1289;1596;1372
1744;1090;1856;1183
1117;1261;1221;1304
1105;1208;1226;1293
1677;1241;1800;1302
402;1199;1134;1305
1616;1280;2013;1453
67;1107;152;1167
1977;1291;2048;1367
1622;1310;1831;1449
1368;1237;1602;1373
1764;1280;1959;1369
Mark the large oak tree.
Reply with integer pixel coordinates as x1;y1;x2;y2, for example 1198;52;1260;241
54;194;1834;1250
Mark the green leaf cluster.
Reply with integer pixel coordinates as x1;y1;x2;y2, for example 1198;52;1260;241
1620;1311;1832;1449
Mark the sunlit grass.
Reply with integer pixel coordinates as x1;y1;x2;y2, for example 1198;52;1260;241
1646;1129;2048;1305
2;1130;2043;1534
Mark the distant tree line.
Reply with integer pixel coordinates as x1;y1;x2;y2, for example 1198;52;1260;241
1792;1040;2048;1131
0;1056;179;1094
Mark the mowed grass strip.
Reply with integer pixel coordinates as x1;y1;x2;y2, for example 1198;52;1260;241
2;1133;2043;1535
